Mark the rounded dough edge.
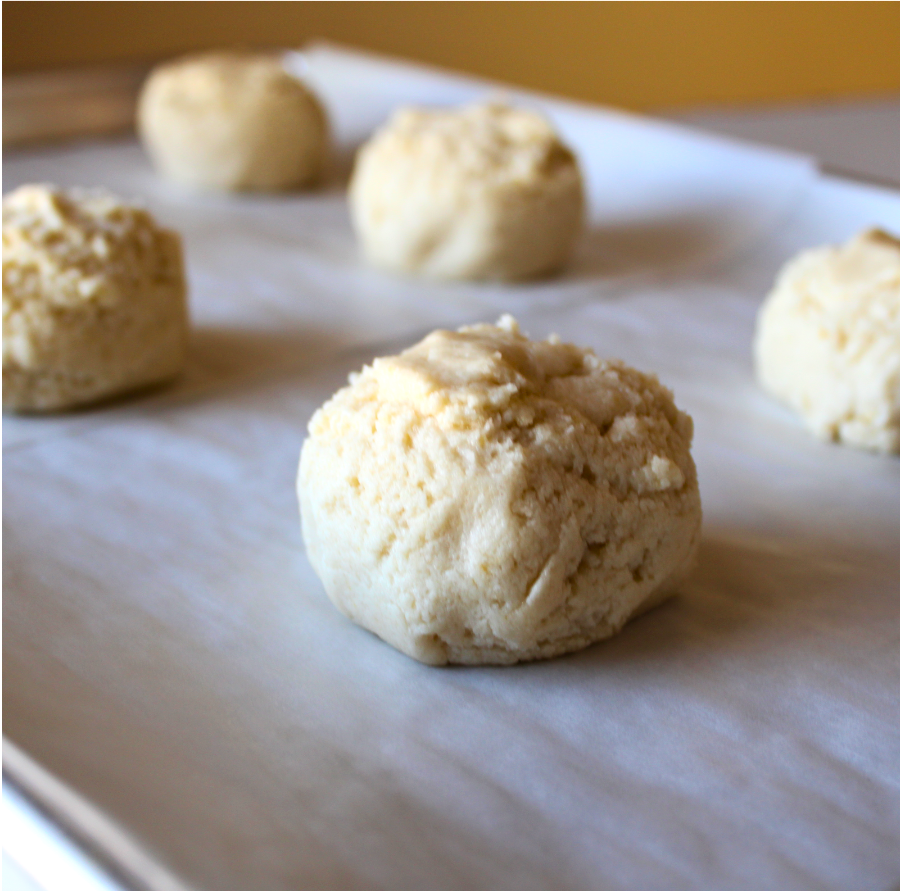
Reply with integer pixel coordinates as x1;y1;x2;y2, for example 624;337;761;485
3;184;189;412
349;103;585;281
754;228;900;454
298;316;702;665
137;51;328;192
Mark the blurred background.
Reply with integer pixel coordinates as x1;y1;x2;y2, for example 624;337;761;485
5;1;900;110
3;2;900;184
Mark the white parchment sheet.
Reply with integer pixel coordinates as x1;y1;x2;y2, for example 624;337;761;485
4;46;900;891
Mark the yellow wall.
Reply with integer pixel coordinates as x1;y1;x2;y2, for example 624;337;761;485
4;2;900;110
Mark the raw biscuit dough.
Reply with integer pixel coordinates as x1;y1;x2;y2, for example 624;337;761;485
138;52;328;191
3;185;188;411
349;103;585;281
754;228;900;454
298;316;701;665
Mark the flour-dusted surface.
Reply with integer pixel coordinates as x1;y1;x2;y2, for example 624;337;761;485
349;103;584;280
3;46;900;891
2;184;187;410
300;317;700;664
755;228;900;453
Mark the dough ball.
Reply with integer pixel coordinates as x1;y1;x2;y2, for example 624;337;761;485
349;102;585;281
298;316;701;665
137;52;328;192
754;228;900;454
3;184;188;412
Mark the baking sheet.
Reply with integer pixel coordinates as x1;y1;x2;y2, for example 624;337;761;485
4;46;900;891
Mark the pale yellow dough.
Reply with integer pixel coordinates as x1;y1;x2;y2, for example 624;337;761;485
349;103;585;281
138;52;328;192
754;229;900;454
3;185;188;411
298;316;701;665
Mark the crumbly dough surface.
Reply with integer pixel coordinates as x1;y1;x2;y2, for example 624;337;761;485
349;103;585;281
298;316;701;665
754;229;900;454
138;52;327;192
3;185;188;411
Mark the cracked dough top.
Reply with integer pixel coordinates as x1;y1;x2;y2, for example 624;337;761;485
298;316;701;665
3;184;181;312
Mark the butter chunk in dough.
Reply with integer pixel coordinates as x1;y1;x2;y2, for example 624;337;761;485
3;185;188;411
298;316;701;665
754;229;900;454
349;103;585;281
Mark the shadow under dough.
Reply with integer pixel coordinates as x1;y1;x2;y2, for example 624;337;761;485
508;522;897;677
185;323;346;387
564;214;731;281
23;323;347;418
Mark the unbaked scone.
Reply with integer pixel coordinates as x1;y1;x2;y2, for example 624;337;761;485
754;229;900;454
137;52;328;192
298;316;701;665
349;102;585;281
3;184;188;411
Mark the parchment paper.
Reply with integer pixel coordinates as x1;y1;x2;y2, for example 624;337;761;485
4;46;899;891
